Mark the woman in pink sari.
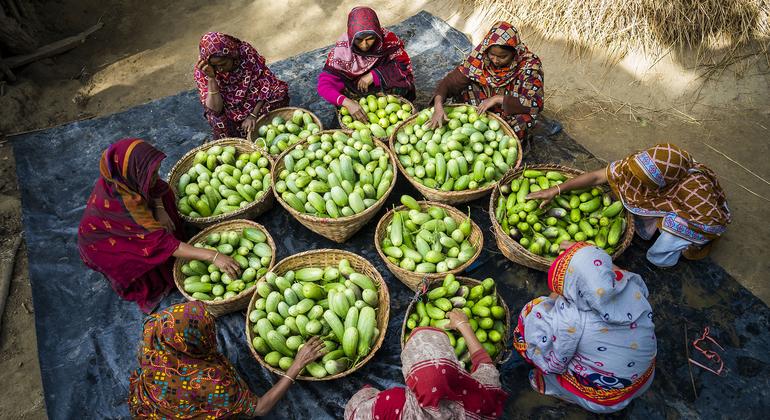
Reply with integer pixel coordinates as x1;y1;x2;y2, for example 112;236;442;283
194;32;289;139
317;7;415;123
77;139;241;313
345;309;508;419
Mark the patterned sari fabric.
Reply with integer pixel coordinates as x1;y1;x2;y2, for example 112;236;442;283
323;7;415;99
194;32;289;139
514;243;657;413
606;143;731;245
77;139;183;313
345;327;508;419
129;301;262;419
457;21;543;139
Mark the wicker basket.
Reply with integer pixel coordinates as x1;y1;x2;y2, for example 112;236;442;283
172;219;276;317
488;164;636;271
388;105;523;204
374;201;483;291
399;276;511;364
167;138;275;228
248;107;324;154
245;249;390;381
271;130;398;243
336;93;416;135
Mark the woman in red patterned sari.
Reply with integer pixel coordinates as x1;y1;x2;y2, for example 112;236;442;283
317;7;415;123
77;138;241;313
344;309;508;419
429;21;544;142
194;32;289;139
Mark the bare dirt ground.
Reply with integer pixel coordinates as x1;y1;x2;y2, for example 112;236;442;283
0;0;767;418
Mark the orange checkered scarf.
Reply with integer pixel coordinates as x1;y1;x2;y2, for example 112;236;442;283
458;21;540;89
607;143;731;242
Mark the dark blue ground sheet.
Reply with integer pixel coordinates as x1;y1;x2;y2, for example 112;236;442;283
10;12;769;420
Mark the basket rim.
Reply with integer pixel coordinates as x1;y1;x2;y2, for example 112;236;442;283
167;138;274;225
244;249;390;381
250;107;324;152
270;129;398;224
373;200;484;285
336;93;416;133
387;104;523;200
488;163;636;270
172;219;276;307
398;276;511;364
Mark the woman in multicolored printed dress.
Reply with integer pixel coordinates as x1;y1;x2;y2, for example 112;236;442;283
194;32;289;139
429;21;544;142
344;309;508;419
527;143;731;267
514;242;657;413
129;301;326;418
317;7;415;123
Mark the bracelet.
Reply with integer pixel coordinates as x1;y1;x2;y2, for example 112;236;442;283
208;90;220;95
249;112;258;118
555;184;562;195
278;372;295;383
456;321;469;329
211;251;219;264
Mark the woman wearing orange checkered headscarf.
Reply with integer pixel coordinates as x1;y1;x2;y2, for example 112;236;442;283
526;144;731;267
430;22;544;141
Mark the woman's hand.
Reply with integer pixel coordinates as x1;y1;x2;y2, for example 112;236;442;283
342;98;368;123
213;253;241;280
293;336;326;368
447;309;470;331
526;187;559;208
559;240;575;250
153;207;175;232
196;58;216;79
241;115;257;134
427;103;448;129
477;95;504;114
548;292;560;300
356;72;374;92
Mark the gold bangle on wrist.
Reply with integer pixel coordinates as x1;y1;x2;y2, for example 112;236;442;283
211;251;219;263
278;372;295;383
555;184;562;195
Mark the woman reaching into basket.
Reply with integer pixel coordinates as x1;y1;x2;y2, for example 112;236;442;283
77;138;242;313
344;309;508;419
129;300;326;418
428;21;544;142
317;6;415;122
526;143;731;268
195;31;289;140
513;241;657;413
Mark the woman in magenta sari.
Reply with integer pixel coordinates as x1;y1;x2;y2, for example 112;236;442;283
317;7;415;123
194;32;289;139
77;139;241;313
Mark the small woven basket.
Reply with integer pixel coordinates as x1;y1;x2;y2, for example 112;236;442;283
388;105;522;204
399;276;511;364
245;249;390;381
271;130;398;243
249;107;324;154
172;219;276;317
488;163;636;271
336;93;416;136
167;138;275;228
374;201;483;291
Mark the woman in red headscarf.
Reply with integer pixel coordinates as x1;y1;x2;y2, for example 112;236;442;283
344;309;508;420
194;32;289;139
429;22;544;141
526;144;731;267
77;139;241;313
317;7;415;123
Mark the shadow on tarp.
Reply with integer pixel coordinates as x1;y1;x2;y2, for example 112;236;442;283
10;11;769;420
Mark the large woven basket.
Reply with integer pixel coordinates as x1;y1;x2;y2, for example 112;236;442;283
399;276;511;364
167;138;275;228
388;105;523;204
374;201;483;291
249;107;324;154
271;130;398;243
488;164;636;271
245;249;390;381
336;93;416;135
172;219;276;317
